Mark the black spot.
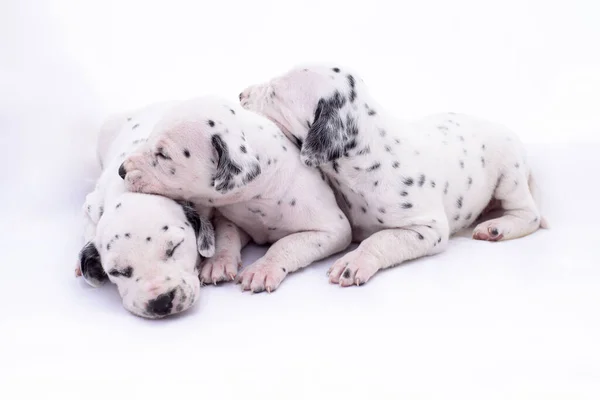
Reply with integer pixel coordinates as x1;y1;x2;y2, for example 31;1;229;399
290;199;296;206
417;233;424;240
454;215;460;221
438;237;442;243
170;167;176;175
132;123;139;129
430;181;436;188
230;109;235;115
338;214;344;220
116;203;122;209
444;181;449;195
277;200;282;205
384;145;392;152
459;135;465;142
400;191;408;196
282;145;287;151
282;268;287;273
380;129;387;137
377;218;384;224
467;177;473;188
515;163;520;168
106;243;111;251
240;145;247;153
481;157;486;167
418;174;426;187
482;144;486;150
403;177;414;186
124;233;131;239
361;206;367;213
122;267;133;278
332;67;340;73
166;240;183;258
127;117;132;121
392;161;400;168
208;120;215;127
99;207;104;217
465;213;472;220
146;237;151;242
366;162;381;172
114;234;119;239
401;203;413;209
373;180;379;187
459;160;465;169
378;207;386;214
456;196;463;209
353;166;361;171
162;225;168;231
342;269;351;279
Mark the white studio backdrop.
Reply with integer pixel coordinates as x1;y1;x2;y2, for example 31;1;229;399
1;1;600;398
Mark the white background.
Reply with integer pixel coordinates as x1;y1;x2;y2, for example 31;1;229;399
1;0;599;398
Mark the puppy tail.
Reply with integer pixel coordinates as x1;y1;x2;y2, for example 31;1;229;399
527;172;549;229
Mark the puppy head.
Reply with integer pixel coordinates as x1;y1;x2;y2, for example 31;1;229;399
120;97;261;199
78;193;215;318
240;65;366;167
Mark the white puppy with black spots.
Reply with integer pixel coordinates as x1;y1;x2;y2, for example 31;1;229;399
240;64;548;287
119;96;352;293
77;102;216;318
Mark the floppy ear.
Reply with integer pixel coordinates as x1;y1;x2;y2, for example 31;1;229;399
210;133;261;194
300;91;358;167
78;242;108;287
178;201;216;258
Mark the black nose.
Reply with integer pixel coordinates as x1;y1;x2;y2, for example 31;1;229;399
147;290;175;316
118;162;127;179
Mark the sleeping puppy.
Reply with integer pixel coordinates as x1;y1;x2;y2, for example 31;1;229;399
240;64;547;287
77;102;215;318
119;96;352;293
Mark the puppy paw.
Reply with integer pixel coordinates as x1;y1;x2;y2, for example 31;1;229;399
200;252;241;285
472;221;505;241
328;249;380;287
236;259;288;293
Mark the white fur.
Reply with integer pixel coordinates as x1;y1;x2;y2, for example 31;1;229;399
241;64;547;286
121;96;352;293
78;102;215;318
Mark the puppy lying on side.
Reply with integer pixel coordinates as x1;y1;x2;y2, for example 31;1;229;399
77;102;215;318
240;64;547;286
119;96;352;293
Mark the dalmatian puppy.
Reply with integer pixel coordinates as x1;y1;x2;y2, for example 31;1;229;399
240;64;548;287
77;102;216;318
119;96;352;293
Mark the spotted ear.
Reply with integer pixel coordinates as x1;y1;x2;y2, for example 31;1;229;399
78;242;107;287
178;201;215;258
300;91;357;167
211;133;261;194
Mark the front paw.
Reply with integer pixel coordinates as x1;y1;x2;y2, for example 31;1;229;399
236;259;288;293
328;249;380;287
200;252;241;285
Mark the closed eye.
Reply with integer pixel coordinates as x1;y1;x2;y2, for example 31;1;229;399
109;266;133;278
166;240;184;258
155;147;172;160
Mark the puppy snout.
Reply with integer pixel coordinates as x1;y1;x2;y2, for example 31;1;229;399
118;162;127;179
147;289;175;316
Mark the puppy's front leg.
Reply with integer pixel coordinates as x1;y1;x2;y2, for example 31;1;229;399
200;212;250;285
329;219;449;287
237;229;351;293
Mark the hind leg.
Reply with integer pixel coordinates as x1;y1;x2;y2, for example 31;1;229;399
473;171;542;241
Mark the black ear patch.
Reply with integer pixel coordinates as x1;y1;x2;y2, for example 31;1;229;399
211;134;261;194
177;201;216;258
79;242;107;287
211;134;243;193
300;91;357;167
